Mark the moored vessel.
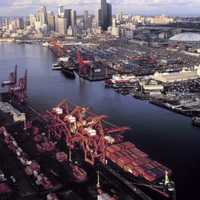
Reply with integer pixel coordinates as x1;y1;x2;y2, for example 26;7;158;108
52;63;62;70
61;68;75;79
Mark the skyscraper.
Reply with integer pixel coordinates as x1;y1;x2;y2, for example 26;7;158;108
71;10;77;28
58;6;64;17
47;11;55;31
64;9;72;28
16;17;24;29
107;3;112;27
55;16;67;35
101;0;107;28
98;0;112;31
36;6;48;26
84;10;89;29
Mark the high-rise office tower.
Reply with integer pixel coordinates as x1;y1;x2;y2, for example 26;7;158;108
58;6;64;17
36;6;48;26
47;11;55;31
64;9;72;28
55;16;67;35
29;15;36;26
84;10;89;29
16;17;24;29
71;10;77;28
107;3;112;27
71;10;77;35
98;0;112;31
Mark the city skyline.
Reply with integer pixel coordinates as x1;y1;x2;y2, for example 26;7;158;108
0;0;200;17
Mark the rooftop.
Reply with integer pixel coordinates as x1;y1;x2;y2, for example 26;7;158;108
170;32;200;42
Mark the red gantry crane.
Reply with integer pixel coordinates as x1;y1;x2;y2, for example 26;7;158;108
77;49;91;75
10;69;28;103
49;38;65;58
1;65;18;88
43;100;129;165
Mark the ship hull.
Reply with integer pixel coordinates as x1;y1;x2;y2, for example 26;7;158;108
61;68;75;79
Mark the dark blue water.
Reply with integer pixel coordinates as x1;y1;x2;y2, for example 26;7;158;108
0;43;199;200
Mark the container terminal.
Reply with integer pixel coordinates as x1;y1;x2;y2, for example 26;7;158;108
47;38;200;125
0;66;176;200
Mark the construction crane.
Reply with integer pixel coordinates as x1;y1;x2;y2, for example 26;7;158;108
10;69;28;103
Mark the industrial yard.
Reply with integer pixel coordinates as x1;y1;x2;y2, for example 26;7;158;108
47;30;200;127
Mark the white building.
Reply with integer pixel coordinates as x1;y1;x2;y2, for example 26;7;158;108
29;15;36;26
111;18;119;37
55;16;67;35
153;65;200;83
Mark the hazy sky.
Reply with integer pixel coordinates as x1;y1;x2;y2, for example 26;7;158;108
0;0;200;16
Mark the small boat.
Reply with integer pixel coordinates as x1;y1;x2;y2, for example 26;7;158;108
61;68;75;79
42;42;49;47
52;63;62;70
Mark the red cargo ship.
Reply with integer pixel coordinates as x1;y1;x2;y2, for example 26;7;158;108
106;142;171;183
44;100;172;184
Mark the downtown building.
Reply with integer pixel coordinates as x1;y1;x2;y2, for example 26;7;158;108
55;6;77;36
98;0;112;31
47;11;55;32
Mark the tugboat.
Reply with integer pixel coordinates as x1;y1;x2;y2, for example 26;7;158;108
52;63;62;70
42;42;49;47
61;67;75;79
192;117;200;127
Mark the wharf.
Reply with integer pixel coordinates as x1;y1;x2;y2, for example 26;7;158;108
0;138;37;199
150;99;200;117
99;164;153;200
79;74;111;81
0;90;175;200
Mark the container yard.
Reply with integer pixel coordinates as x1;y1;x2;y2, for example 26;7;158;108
0;66;176;200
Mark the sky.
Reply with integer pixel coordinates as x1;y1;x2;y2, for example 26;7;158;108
0;0;200;16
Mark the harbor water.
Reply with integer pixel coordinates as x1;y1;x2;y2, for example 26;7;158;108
0;43;199;200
